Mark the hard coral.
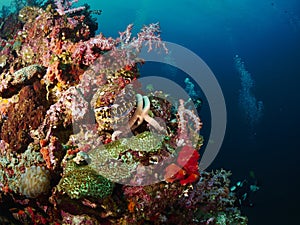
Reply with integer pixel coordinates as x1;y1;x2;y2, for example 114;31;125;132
18;6;44;23
57;161;114;200
0;2;249;224
19;165;50;198
88;131;165;183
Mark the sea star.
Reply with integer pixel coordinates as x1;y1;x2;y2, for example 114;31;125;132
112;94;165;140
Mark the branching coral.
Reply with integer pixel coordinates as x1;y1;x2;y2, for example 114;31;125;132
178;170;248;225
176;99;203;148
54;0;85;16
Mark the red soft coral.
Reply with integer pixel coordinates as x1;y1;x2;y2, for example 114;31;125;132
164;145;200;185
164;163;187;183
177;145;200;168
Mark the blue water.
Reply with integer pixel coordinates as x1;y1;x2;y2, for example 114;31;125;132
86;1;300;224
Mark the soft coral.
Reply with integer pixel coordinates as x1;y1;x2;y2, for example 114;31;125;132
165;145;200;185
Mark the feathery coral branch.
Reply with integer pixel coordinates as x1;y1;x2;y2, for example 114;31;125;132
54;0;85;15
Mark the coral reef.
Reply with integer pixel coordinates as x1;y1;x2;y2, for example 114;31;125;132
0;1;248;224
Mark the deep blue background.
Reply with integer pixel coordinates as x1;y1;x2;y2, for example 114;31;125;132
88;0;300;224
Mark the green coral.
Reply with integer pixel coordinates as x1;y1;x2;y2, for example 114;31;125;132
87;131;165;182
89;131;165;162
215;211;248;225
57;161;114;199
120;131;164;153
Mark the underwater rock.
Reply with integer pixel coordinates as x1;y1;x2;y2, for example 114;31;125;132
0;64;45;98
0;80;48;152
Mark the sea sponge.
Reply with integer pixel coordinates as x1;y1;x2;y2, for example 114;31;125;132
0;81;48;152
19;165;50;198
